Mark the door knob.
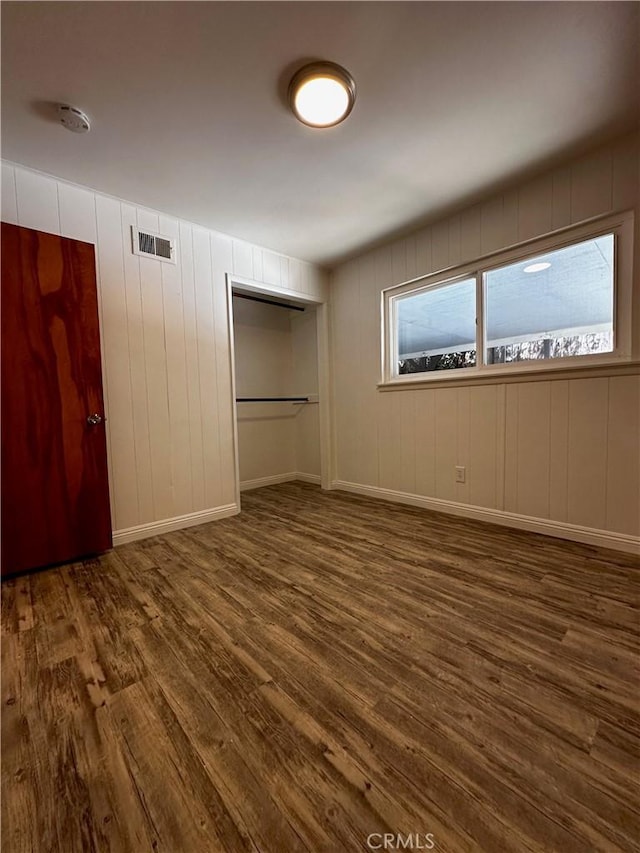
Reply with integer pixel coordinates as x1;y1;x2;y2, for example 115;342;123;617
86;413;103;426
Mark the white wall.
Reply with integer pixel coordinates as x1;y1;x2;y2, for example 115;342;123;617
3;134;637;551
233;297;320;485
1;161;328;540
329;132;640;550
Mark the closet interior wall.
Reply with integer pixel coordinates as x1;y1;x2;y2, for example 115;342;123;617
233;295;320;488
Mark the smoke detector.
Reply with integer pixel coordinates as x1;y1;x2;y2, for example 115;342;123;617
57;104;91;133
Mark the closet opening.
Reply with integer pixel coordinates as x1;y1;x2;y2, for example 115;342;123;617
227;278;330;506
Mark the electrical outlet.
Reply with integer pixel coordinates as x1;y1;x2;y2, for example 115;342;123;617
455;466;466;484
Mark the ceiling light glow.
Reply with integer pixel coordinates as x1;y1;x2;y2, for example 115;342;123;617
289;62;356;128
295;78;349;126
523;262;551;273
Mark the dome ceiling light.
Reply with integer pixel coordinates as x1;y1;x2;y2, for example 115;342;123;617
523;262;551;273
288;62;356;128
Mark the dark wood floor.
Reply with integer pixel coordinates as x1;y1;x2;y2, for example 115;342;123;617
2;483;639;852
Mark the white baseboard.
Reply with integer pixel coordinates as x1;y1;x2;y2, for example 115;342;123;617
113;503;239;546
113;474;323;545
294;472;322;485
240;473;297;491
240;472;321;491
331;480;640;555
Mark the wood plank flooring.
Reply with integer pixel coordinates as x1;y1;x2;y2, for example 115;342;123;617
2;483;639;852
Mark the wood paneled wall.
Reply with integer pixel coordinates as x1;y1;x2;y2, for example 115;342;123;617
1;162;327;536
329;132;640;541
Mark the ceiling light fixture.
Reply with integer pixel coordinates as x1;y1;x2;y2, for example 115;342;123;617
288;62;356;128
523;262;551;273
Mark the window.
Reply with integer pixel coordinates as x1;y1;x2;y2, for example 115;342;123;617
383;211;633;385
396;277;476;374
484;235;614;365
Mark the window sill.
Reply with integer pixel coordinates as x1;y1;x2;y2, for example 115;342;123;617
378;358;640;391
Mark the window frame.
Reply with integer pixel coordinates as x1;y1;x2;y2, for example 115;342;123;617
381;210;634;387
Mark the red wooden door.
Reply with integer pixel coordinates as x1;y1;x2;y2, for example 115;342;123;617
1;223;112;576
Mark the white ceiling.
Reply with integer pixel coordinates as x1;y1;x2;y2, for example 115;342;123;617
2;2;638;267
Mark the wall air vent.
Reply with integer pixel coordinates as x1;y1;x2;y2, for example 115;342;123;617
131;226;176;264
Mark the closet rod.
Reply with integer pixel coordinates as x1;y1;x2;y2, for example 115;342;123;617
236;396;309;403
233;293;305;312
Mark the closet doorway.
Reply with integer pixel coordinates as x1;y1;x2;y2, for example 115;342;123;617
227;277;330;504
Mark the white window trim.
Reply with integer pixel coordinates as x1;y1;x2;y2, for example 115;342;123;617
380;210;635;388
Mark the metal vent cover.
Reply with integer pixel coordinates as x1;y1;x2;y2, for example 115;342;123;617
131;226;176;264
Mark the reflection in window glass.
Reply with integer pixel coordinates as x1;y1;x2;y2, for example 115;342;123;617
396;277;476;374
484;235;614;364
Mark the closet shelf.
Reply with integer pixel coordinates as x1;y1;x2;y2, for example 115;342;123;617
233;293;305;312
